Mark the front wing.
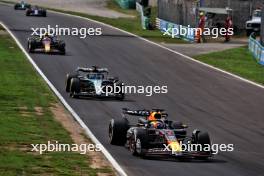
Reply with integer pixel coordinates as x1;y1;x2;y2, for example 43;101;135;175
32;47;62;54
72;92;124;99
28;11;45;16
145;148;213;158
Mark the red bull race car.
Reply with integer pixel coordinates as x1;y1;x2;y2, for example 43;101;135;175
26;6;47;17
27;34;66;55
109;108;213;159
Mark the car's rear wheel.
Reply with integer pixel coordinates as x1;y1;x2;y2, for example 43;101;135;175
70;78;80;98
109;118;129;145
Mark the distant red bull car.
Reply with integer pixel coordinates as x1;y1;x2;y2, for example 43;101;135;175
27;34;66;55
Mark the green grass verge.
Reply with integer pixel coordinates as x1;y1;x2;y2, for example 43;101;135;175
0;33;112;175
194;47;264;84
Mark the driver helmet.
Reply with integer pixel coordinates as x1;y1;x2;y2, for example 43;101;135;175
149;121;164;129
41;32;49;39
148;112;162;121
44;32;49;37
89;74;96;79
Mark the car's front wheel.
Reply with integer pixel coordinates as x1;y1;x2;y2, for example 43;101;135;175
130;129;148;157
43;11;47;17
60;48;66;55
26;11;30;16
28;41;34;53
70;78;80;98
192;130;212;160
65;73;78;92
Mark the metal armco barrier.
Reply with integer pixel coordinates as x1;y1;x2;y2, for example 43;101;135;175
248;36;264;65
156;18;195;42
115;0;136;9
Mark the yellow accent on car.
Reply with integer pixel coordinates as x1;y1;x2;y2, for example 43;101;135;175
44;43;50;52
168;141;182;152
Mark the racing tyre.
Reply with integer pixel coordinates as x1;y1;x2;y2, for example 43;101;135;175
60;48;66;55
28;41;34;53
116;93;125;101
130;129;148;157
109;118;129;145
70;78;80;98
43;11;47;17
66;73;78;92
26;11;30;16
194;131;212;160
115;83;125;100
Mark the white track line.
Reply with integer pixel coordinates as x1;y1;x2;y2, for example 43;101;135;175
0;22;127;176
49;10;264;90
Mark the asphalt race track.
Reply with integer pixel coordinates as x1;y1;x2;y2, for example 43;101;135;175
1;3;264;176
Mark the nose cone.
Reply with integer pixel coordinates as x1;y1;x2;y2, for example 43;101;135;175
44;43;50;52
168;141;182;153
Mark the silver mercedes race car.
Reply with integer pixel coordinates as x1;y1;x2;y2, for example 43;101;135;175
65;66;125;100
14;1;31;10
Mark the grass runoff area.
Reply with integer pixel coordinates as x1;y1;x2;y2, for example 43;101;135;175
194;47;264;85
0;30;112;175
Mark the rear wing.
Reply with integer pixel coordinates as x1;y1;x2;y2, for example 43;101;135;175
76;66;108;73
122;108;150;116
122;108;168;118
